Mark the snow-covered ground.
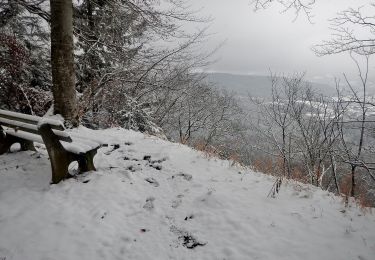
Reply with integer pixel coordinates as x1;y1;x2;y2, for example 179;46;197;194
0;128;374;260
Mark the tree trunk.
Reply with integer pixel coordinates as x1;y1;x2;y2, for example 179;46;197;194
50;0;78;127
330;153;340;194
351;165;356;197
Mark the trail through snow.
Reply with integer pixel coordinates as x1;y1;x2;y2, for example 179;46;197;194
0;128;374;260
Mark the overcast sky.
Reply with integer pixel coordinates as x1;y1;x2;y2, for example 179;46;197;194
188;0;373;85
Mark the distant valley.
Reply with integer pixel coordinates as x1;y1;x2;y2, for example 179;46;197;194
204;73;337;98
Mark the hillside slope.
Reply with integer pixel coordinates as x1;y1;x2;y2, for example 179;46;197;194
0;128;374;260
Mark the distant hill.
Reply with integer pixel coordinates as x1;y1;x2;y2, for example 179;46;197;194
204;73;336;98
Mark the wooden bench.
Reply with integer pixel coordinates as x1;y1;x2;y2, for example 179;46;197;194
0;109;101;183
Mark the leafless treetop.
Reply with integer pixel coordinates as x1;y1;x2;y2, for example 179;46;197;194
251;0;316;21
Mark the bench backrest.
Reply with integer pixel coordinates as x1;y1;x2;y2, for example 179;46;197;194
0;109;72;143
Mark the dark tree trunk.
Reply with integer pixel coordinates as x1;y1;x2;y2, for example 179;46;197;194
50;0;78;127
351;165;356;197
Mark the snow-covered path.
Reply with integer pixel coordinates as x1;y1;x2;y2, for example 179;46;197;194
0;128;374;260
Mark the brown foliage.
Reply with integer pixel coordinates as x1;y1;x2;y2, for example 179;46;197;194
0;34;51;115
192;139;243;167
252;157;279;176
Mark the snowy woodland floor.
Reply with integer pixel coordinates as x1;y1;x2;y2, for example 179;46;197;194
0;128;375;260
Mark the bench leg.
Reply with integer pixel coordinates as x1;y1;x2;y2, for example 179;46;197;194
77;149;97;172
0;131;36;154
0;130;12;155
39;124;98;184
39;124;74;184
49;149;75;184
19;139;36;152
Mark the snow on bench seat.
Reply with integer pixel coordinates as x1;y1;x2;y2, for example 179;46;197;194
5;128;100;154
68;131;108;146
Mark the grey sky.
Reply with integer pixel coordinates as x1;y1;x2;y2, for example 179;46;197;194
188;0;373;85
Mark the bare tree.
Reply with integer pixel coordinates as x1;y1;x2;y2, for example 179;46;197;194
333;53;375;197
159;79;242;151
314;5;375;56
250;74;344;189
250;74;298;178
251;0;316;20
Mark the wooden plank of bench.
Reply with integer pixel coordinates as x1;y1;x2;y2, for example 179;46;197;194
5;129;44;144
3;122;73;143
0;117;40;135
0;109;64;131
5;129;99;154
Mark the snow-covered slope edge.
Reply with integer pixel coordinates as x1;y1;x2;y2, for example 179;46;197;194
0;128;374;260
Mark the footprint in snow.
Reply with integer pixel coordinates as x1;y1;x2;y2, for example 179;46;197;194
100;212;108;220
123;156;140;162
171;173;192;181
150;164;162;171
104;144;120;155
171;194;184;208
171;199;182;209
143;155;167;164
143;155;166;171
184;214;194;221
127;165;142;172
143;155;152;161
145;177;159;187
143;197;155;210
